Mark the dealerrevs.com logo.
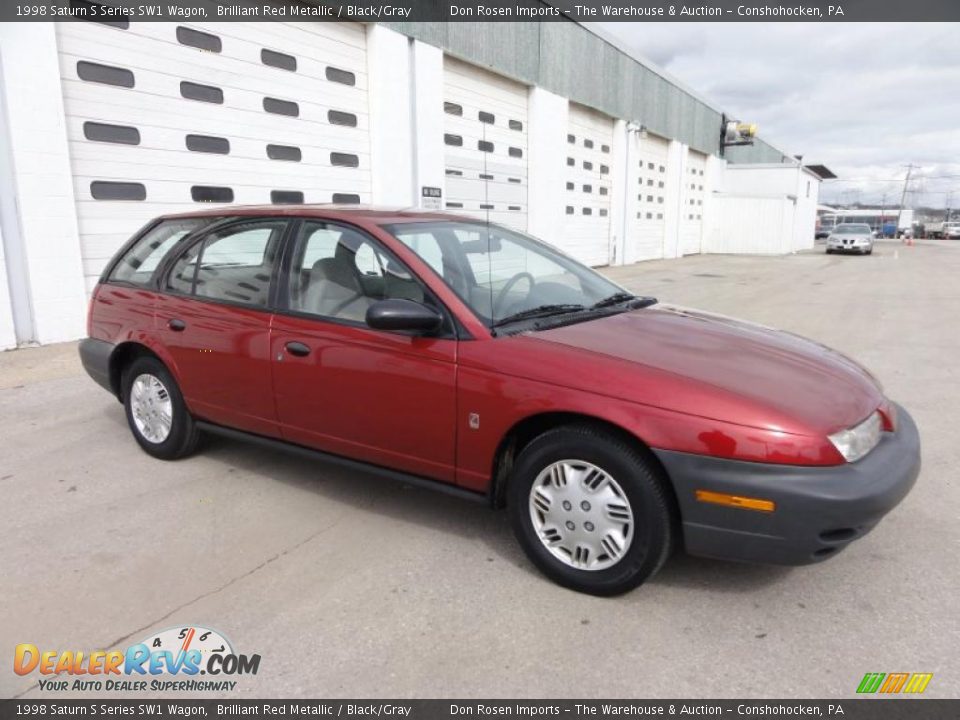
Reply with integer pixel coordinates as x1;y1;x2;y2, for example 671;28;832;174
14;626;260;692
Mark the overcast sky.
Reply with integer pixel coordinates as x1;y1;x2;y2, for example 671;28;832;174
593;22;960;209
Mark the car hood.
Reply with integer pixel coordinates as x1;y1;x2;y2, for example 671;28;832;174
526;305;883;436
830;233;870;239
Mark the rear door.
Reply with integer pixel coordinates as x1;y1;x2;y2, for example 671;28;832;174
270;220;458;482
156;219;288;437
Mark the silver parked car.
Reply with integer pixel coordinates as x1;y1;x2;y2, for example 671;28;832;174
826;224;874;255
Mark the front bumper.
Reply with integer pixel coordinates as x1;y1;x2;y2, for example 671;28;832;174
653;403;921;565
79;337;115;396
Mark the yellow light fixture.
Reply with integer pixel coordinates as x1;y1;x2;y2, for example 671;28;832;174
695;490;775;512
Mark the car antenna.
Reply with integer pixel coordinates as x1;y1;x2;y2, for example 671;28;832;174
482;120;493;323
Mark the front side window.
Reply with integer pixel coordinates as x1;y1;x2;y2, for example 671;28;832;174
109;218;210;286
386;221;625;327
286;222;431;325
166;221;285;308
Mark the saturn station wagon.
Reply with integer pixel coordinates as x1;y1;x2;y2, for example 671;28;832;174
80;206;921;595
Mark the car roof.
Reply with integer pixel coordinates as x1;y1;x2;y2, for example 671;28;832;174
159;204;477;225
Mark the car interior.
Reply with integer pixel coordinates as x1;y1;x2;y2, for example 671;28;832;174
292;225;426;323
393;225;588;322
167;225;283;308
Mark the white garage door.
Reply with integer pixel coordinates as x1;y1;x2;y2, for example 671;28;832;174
562;104;614;267
680;149;708;255
629;132;670;262
56;21;372;293
442;57;528;231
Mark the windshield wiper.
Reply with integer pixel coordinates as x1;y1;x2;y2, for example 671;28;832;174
591;292;636;309
591;293;658;310
490;304;585;329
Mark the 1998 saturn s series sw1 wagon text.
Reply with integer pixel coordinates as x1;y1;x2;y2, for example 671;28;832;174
80;206;921;595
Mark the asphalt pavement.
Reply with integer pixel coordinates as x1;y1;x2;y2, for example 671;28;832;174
2;239;957;699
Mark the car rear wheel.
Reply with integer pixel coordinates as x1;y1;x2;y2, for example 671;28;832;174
508;424;675;596
122;356;200;460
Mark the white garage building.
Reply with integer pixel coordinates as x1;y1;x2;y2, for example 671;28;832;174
0;19;822;349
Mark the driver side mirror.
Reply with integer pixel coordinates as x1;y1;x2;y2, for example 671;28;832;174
366;299;443;334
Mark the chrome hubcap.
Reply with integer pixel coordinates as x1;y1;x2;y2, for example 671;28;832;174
130;373;172;444
528;460;634;571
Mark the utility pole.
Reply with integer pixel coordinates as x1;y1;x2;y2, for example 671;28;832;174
898;164;915;238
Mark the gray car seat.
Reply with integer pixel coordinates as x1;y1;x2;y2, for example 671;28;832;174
301;239;373;321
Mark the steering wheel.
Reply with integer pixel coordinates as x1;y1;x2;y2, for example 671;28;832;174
493;272;535;317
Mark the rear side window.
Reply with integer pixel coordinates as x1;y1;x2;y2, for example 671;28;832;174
166;221;286;308
108;219;210;286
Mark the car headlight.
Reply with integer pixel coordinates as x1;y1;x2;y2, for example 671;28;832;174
828;411;882;463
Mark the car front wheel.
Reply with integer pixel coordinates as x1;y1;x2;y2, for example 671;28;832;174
122;356;200;460
508;425;675;596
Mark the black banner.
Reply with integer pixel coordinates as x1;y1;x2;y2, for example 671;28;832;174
2;700;959;719
1;0;960;23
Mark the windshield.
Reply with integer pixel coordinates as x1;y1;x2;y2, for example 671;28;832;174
834;224;872;235
384;221;627;327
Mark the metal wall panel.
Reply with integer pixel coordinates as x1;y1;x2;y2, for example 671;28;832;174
707;196;794;254
383;21;786;162
444;23;540;85
726;139;787;164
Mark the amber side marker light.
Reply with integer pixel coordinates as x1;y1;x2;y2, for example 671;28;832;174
695;490;776;512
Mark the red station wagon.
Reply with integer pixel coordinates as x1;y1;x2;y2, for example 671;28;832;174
80;206;921;595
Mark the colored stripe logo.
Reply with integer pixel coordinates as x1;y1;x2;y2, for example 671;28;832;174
857;672;933;694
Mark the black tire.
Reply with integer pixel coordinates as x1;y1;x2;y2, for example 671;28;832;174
122;356;200;460
507;424;675;596
825;248;833;254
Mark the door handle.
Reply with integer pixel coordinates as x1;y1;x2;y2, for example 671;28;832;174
168;318;186;332
285;341;311;357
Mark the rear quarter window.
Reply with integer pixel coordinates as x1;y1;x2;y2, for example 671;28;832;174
108;218;211;286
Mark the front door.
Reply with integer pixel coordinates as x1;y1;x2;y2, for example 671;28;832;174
157;219;288;438
270;221;458;482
